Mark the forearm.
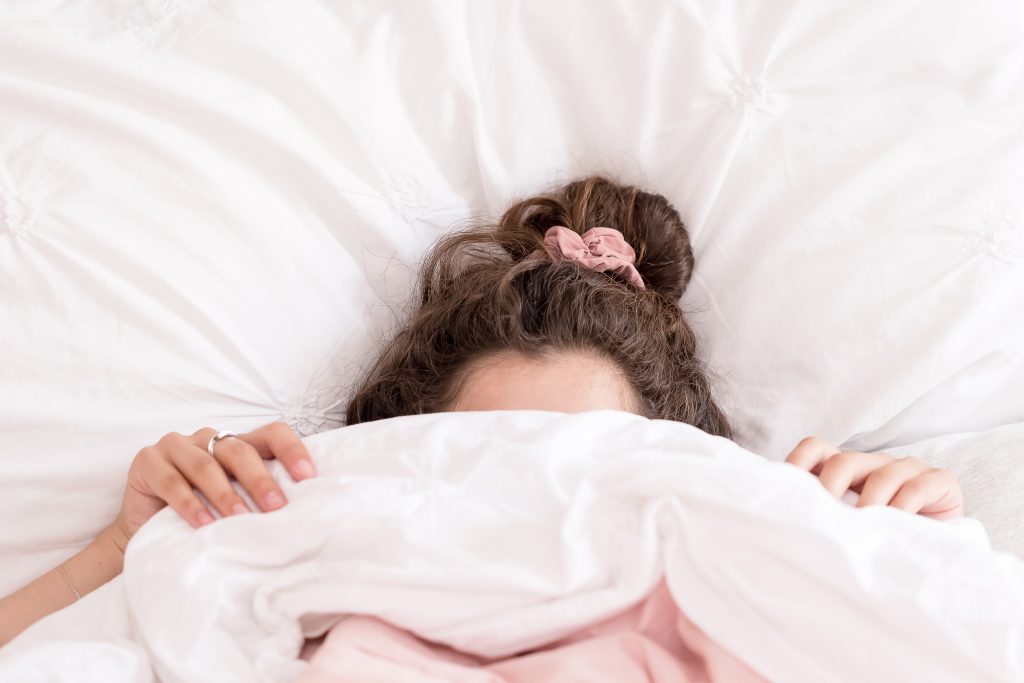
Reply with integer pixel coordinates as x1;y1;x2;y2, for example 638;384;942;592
0;525;127;646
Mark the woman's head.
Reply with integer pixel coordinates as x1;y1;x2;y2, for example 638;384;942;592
346;176;731;438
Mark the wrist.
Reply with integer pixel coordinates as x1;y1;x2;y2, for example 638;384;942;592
96;522;131;573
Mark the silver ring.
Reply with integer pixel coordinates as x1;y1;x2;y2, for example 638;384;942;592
207;430;239;457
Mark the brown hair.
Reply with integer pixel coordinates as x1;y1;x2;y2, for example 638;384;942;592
346;176;731;438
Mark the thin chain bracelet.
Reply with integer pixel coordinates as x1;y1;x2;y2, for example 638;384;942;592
58;563;81;601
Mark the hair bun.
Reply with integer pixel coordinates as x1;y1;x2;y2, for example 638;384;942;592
496;176;695;299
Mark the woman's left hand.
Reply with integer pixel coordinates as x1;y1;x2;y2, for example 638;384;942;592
785;436;964;519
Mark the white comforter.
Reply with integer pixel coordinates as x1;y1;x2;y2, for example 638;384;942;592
3;411;1023;683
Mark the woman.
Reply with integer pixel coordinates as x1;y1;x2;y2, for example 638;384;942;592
0;176;963;645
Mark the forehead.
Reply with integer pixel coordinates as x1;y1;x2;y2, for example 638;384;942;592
449;349;639;414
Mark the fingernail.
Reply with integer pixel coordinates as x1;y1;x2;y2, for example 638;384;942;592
293;460;315;480
264;491;285;509
197;510;215;526
231;503;250;516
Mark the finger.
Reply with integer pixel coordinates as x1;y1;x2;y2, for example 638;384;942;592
211;436;287;512
856;456;931;508
816;451;894;498
241;421;317;481
169;443;252;518
140;454;215;528
890;469;964;519
784;436;840;472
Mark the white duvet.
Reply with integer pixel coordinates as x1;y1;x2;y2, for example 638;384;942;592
3;411;1023;683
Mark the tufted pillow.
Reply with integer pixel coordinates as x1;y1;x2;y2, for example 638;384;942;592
1;0;1022;594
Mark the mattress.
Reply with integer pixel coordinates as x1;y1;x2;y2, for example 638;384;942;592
1;0;1023;602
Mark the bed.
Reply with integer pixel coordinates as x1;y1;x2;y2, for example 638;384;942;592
1;0;1022;680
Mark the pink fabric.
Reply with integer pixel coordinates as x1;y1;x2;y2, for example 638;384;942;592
542;226;645;288
297;582;766;682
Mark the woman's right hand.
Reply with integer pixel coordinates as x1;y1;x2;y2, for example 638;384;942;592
108;422;317;545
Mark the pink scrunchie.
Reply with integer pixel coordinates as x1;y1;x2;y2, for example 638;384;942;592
541;226;645;289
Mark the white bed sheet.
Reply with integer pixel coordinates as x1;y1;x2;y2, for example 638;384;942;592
1;0;1023;595
891;422;1024;557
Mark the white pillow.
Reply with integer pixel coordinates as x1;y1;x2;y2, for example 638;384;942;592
1;1;1022;595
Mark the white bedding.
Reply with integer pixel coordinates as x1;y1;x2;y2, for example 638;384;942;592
891;423;1024;557
2;411;1023;683
1;0;1023;604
